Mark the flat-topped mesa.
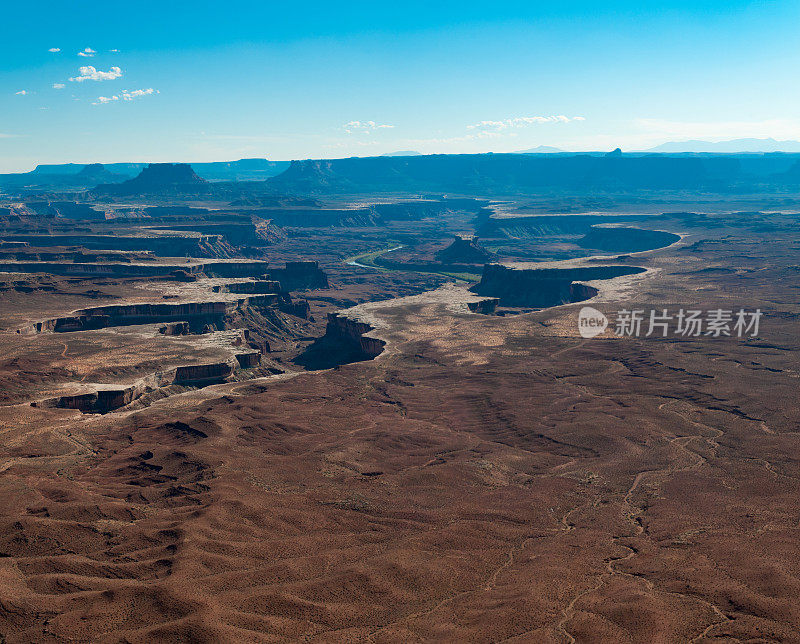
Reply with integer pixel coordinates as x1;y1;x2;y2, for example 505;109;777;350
471;263;646;307
17;201;107;221
124;162;206;186
34;386;142;415
268;261;329;290
245;199;485;228
3;233;235;258
202;261;272;278
235;351;262;368
75;163;126;184
0;259;273;279
213;280;283;294
31;352;262;414
91;163;207;196
173;361;234;385
18;295;283;334
434;235;497;264
150;220;288;246
577;226;681;253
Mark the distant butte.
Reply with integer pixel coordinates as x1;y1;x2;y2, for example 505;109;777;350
75;163;126;183
91;162;207;196
434;235;496;264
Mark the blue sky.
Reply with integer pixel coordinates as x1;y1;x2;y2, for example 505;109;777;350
1;0;799;171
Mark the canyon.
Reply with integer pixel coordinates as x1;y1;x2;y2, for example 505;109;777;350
0;158;799;642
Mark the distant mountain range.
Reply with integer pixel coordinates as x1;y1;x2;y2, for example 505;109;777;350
642;138;800;153
266;153;800;194
381;151;422;157
24;158;290;182
514;146;565;154
6;149;800;198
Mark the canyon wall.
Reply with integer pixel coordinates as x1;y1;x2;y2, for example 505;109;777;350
577;226;681;252
470;264;645;307
268;261;329;290
18;295;283;335
325;312;386;359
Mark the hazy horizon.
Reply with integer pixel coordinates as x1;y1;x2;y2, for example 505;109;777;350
7;136;800;176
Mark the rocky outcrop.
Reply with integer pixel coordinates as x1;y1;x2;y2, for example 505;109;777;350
248;199;485;228
173;361;234;385
324;313;385;359
3;233;235;258
159;321;190;336
251;208;382;227
435;235;496;264
19;315;111;334
0;249;152;263
52;315;112;332
477;214;654;238
235;351;262;368
92;163;207;196
0;164;128;190
188;158;290;181
19;295;283;334
467;298;500;314
169;269;198;282
8;200;107;220
0;261;204;278
0;260;272;279
470;264;645;307
75;164;127;185
577;226;681;253
47;202;108;221
148;220;287;247
279;299;310;319
213;280;282;294
294;311;385;369
201;261;271;278
35;387;141;414
32;348;265;413
268;261;329;290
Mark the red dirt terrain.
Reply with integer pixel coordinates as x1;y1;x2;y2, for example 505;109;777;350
1;200;799;642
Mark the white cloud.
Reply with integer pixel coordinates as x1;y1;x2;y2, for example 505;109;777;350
48;47;61;53
15;90;27;95
52;83;65;89
467;115;586;131
109;49;120;53
69;66;122;82
342;120;395;134
121;88;156;100
92;88;158;105
77;47;96;57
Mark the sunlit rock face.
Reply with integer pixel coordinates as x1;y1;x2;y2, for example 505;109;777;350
470;263;646;307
